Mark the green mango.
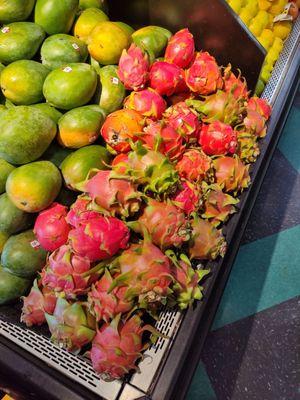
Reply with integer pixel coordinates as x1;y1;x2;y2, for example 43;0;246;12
0;193;33;235
0;232;9;254
0;22;46;65
1;230;47;279
74;8;109;44
42;141;73;167
1;60;49;105
114;22;135;36
0;62;5;104
41;34;88;70
0;106;57;165
79;0;108;12
30;103;63;124
35;0;79;35
43;63;97;110
0;159;15;194
0;265;31;305
0;0;36;23
57;104;106;148
61;145;111;189
132;26;172;57
95;65;126;115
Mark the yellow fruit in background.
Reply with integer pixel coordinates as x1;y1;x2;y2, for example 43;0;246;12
249;21;264;37
266;47;280;64
229;0;242;13
239;9;252;25
258;29;275;49
255;10;270;28
272;36;284;52
74;8;109;43
258;0;272;10
261;63;273;82
266;13;274;29
273;21;292;40
269;0;287;15
244;1;259;17
255;79;265;96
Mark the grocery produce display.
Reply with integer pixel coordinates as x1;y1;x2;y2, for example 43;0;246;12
226;0;299;94
0;0;284;385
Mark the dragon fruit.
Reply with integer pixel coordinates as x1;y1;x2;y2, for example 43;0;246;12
201;183;239;226
175;149;213;183
34;203;70;252
187;90;246;126
124;88;167;120
79;170;142;218
188;216;227;260
164;102;201;144
223;65;249;100
122;144;179;195
199;121;238;156
164;28;195;68
66;196;99;228
68;215;130;262
213;155;251;194
111;153;129;174
168;92;194;106
45;297;96;352
91;314;155;379
21;280;57;327
100;109;145;153
149;61;185;96
185;52;223;95
242;109;267;138
141;120;186;162
236;131;260;163
172;181;202;215
113;239;173;308
136;199;191;249
247;97;271;120
88;269;133;323
41;245;94;298
118;44;150;91
169;253;210;310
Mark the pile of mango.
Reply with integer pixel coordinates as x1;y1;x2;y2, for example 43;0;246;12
226;0;299;94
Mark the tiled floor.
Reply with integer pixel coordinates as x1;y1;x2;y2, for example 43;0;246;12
187;89;300;400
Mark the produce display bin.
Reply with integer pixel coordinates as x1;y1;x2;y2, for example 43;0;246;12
0;2;299;400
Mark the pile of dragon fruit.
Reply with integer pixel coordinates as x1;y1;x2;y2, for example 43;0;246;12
21;28;271;380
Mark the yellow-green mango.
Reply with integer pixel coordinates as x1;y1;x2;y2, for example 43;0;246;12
0;0;36;23
0;159;15;194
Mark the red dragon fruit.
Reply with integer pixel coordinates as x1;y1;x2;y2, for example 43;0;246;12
172;181;202;215
79;170;142;218
88;269;133;322
223;65;249;100
213;155;251;194
41;245;94;297
201;183;239;226
111;153;129;174
66;196;99;228
188;216;227;260
199;121;238;156
141;120;186;162
169;253;210;310
164;102;201;144
118;44;150;91
124;88;167;120
136;199;191;249
247;97;271;120
175;148;213;183
91;314;155;379
21;280;57;327
185;51;223;95
243;109;267;138
168;92;194;106
34;203;70;252
45;297;96;352
164;28;195;68
68;215;130;262
149;61;185;96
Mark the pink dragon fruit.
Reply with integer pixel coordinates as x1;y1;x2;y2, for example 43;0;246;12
199;121;238;156
66;196;99;228
141;120;186;162
168;91;194;106
137;199;191;249
34;203;70;252
172;181;202;215
88;269;133;322
79;170;142;218
247;97;271;120
45;297;96;352
124;88;167;120
111;153;129;174
91;314;155;379
188;216;227;260
164;101;201;144
41;245;94;297
175;148;213;183
223;65;249;100
118;44;150;91
21;280;57;327
149;61;186;96
164;28;195;68
68;215;130;262
185;51;223;95
242;109;267;138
